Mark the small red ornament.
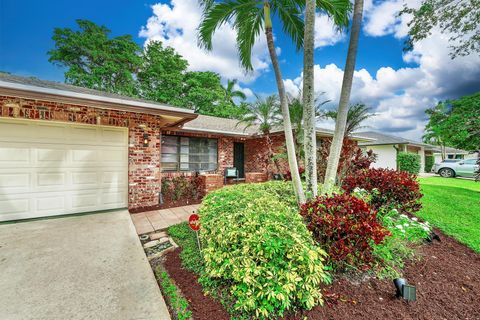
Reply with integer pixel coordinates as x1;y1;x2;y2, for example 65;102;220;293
188;213;200;231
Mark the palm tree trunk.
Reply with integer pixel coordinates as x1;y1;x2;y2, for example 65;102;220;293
303;0;317;199
322;0;364;192
264;1;305;204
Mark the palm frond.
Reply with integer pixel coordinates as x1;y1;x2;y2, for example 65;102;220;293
316;0;351;28
234;3;263;70
273;3;305;50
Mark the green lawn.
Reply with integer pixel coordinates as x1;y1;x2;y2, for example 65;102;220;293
417;177;480;253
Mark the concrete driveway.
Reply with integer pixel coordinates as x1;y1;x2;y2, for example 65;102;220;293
0;210;170;320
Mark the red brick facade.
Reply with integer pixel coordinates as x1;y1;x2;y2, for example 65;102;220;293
0;94;289;213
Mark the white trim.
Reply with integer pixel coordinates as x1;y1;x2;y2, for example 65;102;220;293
0;80;194;115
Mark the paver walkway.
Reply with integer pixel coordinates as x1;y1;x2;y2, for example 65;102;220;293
131;204;200;235
0;210;170;320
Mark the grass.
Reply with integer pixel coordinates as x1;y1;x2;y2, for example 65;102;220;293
417;176;480;253
168;222;204;274
155;268;192;320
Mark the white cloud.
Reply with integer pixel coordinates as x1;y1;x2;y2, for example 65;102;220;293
285;0;480;141
139;0;270;83
314;13;345;48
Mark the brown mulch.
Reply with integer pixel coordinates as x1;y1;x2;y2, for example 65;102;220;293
163;250;230;320
162;231;480;320
129;198;202;213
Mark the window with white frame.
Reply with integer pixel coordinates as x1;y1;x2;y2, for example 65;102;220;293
161;135;218;172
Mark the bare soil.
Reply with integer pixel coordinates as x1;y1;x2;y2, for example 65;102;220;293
162;231;480;320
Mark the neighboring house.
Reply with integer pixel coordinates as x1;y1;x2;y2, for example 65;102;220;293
357;131;439;173
432;147;478;164
0;73;371;222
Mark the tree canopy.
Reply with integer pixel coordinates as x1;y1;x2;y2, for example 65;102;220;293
402;0;480;58
48;19;248;119
423;92;480;151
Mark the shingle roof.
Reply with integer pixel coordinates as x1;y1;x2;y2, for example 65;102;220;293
357;131;441;149
181;114;259;136
0;72;195;115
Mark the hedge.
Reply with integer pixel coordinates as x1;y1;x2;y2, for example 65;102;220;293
397;152;421;174
425;155;435;172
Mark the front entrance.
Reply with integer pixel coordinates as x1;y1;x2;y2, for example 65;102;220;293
233;142;245;179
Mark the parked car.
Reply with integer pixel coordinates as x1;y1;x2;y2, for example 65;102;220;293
434;159;479;178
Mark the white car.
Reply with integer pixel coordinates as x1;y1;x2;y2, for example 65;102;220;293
434;159;479;178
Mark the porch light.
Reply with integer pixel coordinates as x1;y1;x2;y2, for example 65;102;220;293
143;133;150;147
393;278;416;301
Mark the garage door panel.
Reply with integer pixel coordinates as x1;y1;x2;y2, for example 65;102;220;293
36;123;68;142
36;148;67;162
102;128;127;145
0;145;31;164
0;119;128;221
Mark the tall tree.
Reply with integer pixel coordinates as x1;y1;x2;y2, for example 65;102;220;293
303;0;318;198
423;102;450;159
402;0;480;58
323;0;364;192
237;94;282;174
199;0;349;205
324;103;374;137
48;20;141;96
198;0;307;204
302;0;350;199
137;41;188;106
224;79;247;104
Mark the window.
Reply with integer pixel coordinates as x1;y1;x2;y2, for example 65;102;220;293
161;135;218;172
463;159;477;165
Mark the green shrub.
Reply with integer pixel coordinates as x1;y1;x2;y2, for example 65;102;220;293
372;208;431;278
168;223;204;274
397;152;421;174
425;155;435;172
199;182;329;318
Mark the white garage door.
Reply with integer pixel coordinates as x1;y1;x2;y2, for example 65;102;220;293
0;118;128;221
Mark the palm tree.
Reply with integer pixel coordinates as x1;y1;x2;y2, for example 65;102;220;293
288;91;329;162
237;94;282;174
224;79;247;104
198;0;349;205
323;0;364;193
324;103;375;137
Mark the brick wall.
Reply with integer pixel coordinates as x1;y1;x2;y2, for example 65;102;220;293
0;95;163;210
245;134;289;176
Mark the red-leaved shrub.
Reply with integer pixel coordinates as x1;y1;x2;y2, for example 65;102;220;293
342;168;423;213
300;194;390;270
283;166;305;181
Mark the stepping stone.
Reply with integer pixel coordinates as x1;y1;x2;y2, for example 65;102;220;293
143;240;160;249
150;231;168;240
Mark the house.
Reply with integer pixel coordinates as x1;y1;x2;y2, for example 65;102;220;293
432;147;478;164
357;131;477;172
357;131;438;173
0;73;371;222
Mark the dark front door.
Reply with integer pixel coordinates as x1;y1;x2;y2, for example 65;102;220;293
233;142;245;178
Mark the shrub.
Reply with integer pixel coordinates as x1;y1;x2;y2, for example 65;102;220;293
397;152;421;174
317;138;377;185
300;193;390;271
199;183;329;318
168;223;204;274
425;155;435;172
342;168;423;213
372;208;431;278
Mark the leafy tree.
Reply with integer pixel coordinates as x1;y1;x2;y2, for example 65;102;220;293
324;103;375;137
48;19;141;96
137;41;188;106
424;92;480;152
402;0;480;58
423;102;450;159
48;20;247;119
223;79;247;104
323;0;365;193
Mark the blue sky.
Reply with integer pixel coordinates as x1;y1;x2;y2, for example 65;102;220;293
1;0;479;140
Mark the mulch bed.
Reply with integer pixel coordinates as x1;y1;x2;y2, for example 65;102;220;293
129;198;202;213
162;230;480;320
